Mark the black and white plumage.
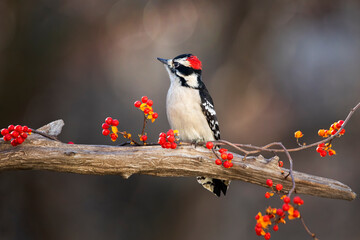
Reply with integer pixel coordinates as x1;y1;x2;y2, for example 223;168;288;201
157;53;230;197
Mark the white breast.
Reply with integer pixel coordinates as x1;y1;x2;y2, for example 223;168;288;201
166;83;215;142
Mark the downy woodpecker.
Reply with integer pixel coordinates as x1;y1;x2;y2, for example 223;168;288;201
157;54;230;197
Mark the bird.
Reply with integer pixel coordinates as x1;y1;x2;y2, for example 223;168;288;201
157;53;230;197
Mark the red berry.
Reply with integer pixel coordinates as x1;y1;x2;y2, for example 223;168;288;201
11;131;19;138
228;162;233;168
266;179;273;187
105;117;113;125
276;184;283;191
16;136;24;144
15;125;22;132
206;141;214;149
293;196;302;205
11;139;18;146
102;129;110;136
282;203;290;211
219;148;227;153
273;225;279;231
112;119;119;126
20;132;27;139
256;223;262;228
221;153;228;160
292;210;300;218
255;227;262;236
170;142;177;149
110;133;117;140
255;214;260;220
340;129;345;134
144;108;150;114
22;126;29;132
167;129;174;136
263;215;270;222
278;161;283;167
276;208;284;216
4;134;12;141
8;125;14;131
146;99;153;106
283;196;290;204
152;112;158;119
1;128;9;136
265;192;271;198
316;146;323;153
336;120;344;129
331;129;337;135
141;135;148;141
227;153;233;160
68;141;74;144
159;132;166;138
320;150;327;157
264;232;271;240
165;142;171;149
215;159;222;165
102;123;110;129
223;161;230;168
167;135;175;143
299;199;304;205
141;96;148;103
158;137;166;145
134;101;141;108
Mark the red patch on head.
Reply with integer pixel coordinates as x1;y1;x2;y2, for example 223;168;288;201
187;55;202;70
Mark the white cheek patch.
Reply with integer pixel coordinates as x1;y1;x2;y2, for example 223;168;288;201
176;72;199;88
176;58;192;68
165;67;179;84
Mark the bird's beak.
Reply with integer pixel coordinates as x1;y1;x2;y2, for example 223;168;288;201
157;57;169;65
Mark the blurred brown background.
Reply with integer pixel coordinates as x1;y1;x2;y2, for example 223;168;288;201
0;0;359;239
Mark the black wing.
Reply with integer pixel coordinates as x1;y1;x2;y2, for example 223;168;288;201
199;84;220;140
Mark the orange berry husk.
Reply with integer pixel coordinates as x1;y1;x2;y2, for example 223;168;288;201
294;130;303;138
328;149;336;156
318;129;325;137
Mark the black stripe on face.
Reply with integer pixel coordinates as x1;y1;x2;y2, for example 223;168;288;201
176;65;193;76
176;65;202;76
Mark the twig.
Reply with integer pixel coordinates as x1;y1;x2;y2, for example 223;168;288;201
301;216;319;240
141;114;147;136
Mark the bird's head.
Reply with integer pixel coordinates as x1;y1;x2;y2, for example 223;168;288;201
157;54;202;89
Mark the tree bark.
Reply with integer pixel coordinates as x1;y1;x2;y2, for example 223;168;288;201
0;120;356;201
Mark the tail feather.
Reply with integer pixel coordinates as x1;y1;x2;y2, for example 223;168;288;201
196;176;230;197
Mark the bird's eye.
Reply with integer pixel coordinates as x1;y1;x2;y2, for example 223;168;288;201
173;62;180;68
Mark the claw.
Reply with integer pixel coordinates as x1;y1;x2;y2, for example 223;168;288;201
191;139;202;148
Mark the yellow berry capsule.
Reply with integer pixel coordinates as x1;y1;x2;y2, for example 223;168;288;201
294;130;303;138
318;129;325;137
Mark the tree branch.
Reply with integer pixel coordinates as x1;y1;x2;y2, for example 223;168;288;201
0;120;356;201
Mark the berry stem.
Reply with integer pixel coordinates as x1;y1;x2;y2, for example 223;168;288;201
300;216;319;240
141;114;147;137
118;131;141;146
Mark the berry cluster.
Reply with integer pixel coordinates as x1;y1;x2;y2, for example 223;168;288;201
316;142;336;157
255;179;304;239
1;125;32;146
318;120;345;138
102;117;121;141
158;129;179;149
134;96;158;122
316;120;345;157
206;142;234;168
